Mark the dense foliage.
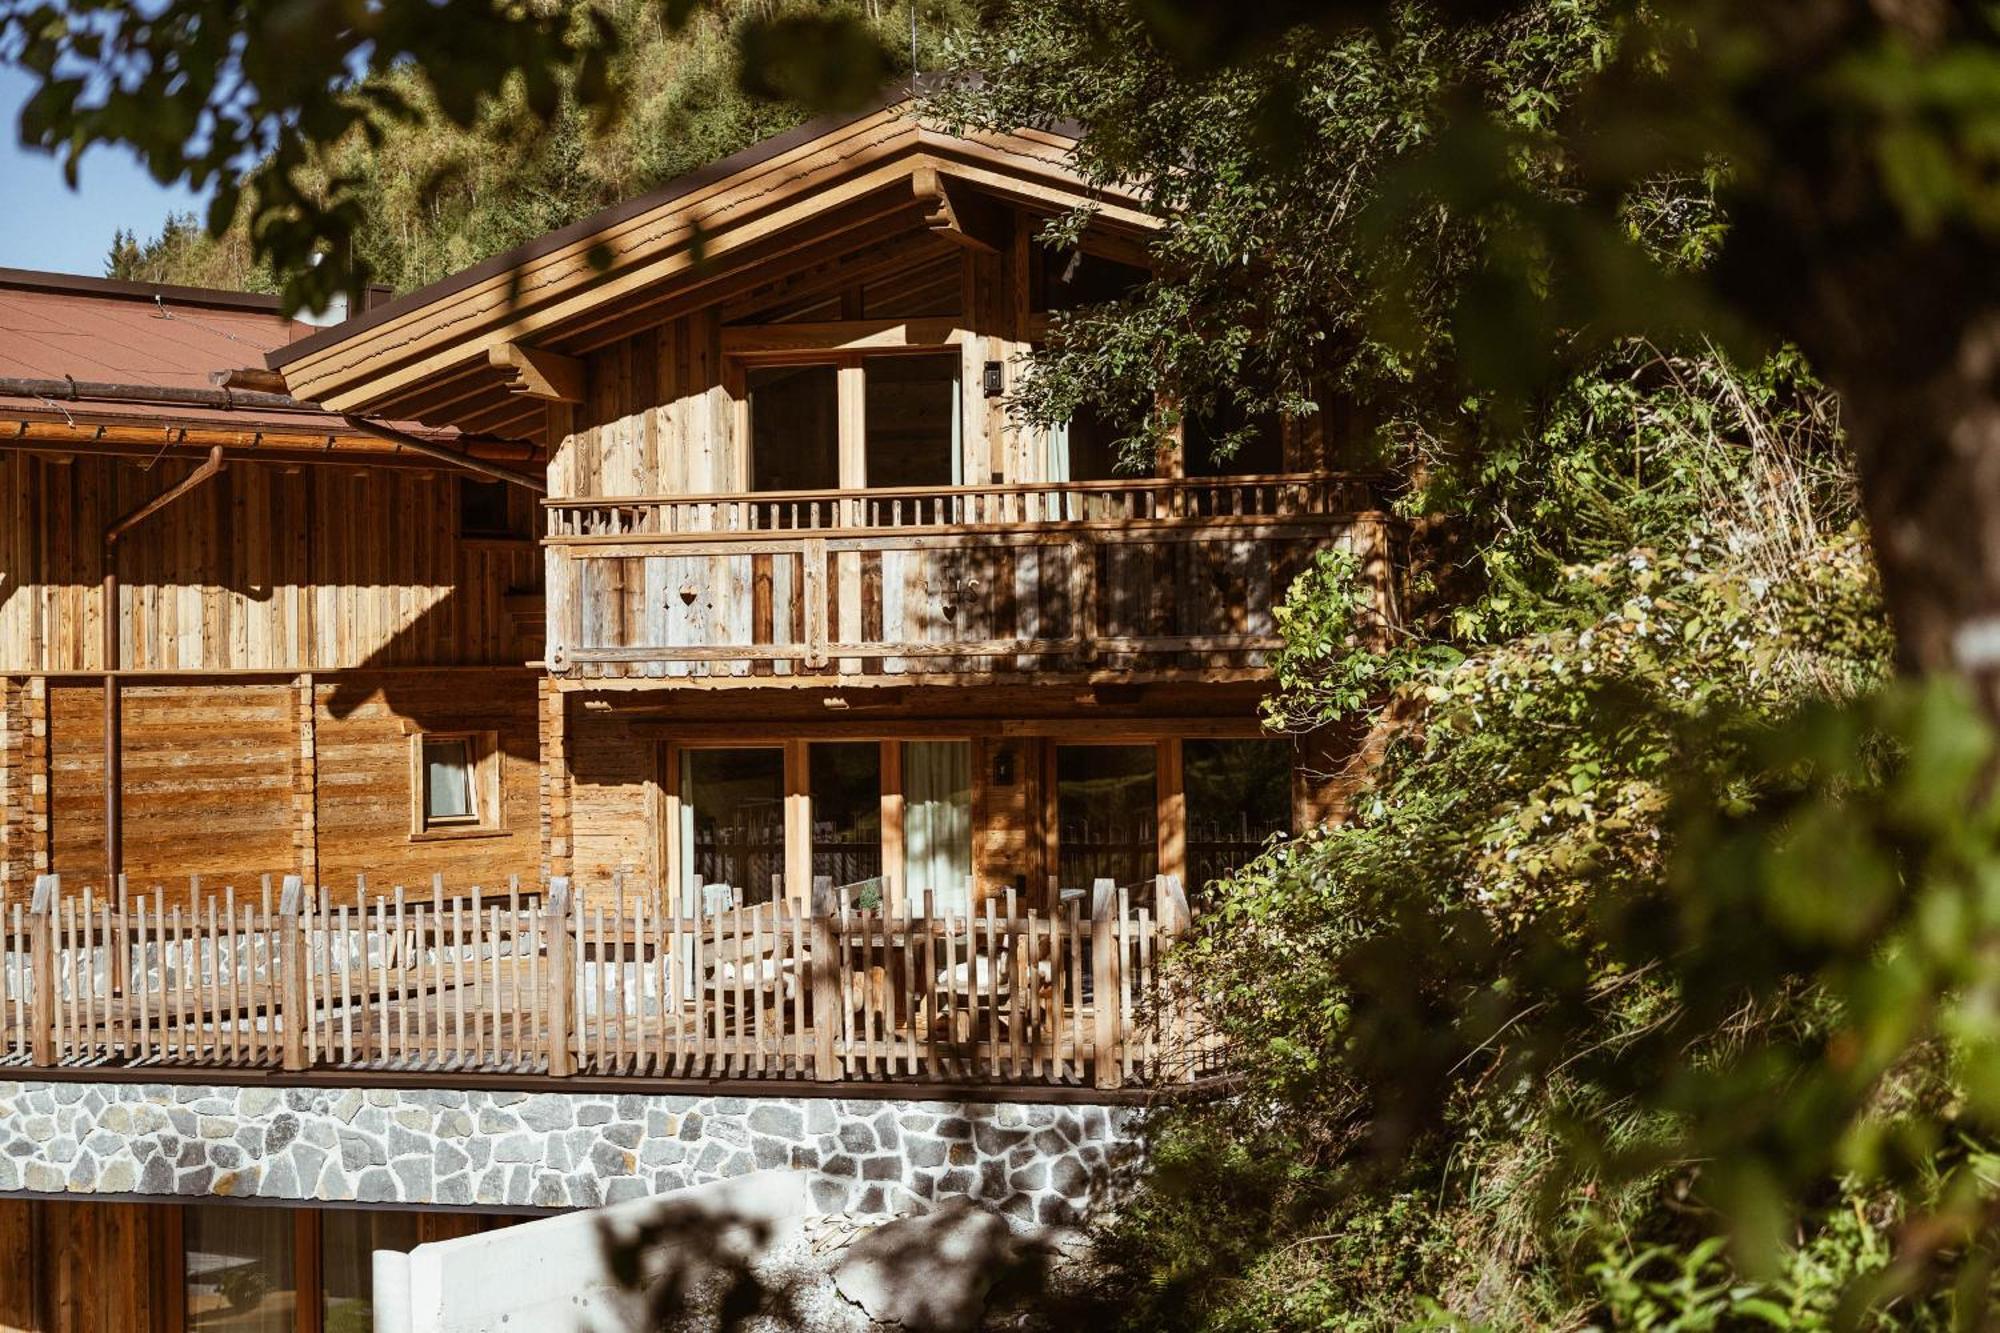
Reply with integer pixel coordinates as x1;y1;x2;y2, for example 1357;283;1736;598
941;3;2000;1327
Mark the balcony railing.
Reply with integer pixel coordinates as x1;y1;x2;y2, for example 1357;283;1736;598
541;474;1392;680
0;873;1210;1092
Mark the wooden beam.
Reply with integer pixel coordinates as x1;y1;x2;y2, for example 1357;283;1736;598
208;366;291;394
722;318;965;359
913;166;1007;253
489;343;585;403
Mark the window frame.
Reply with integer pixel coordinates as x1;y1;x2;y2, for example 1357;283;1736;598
454;475;533;544
409;729;504;841
651;721;1293;915
729;341;973;495
165;1201;516;1333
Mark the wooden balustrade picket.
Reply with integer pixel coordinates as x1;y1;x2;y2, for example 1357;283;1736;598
539;474;1397;683
0;873;1211;1090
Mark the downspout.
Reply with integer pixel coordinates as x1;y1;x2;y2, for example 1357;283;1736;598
101;443;226;886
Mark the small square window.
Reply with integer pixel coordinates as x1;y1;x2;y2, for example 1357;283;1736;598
458;477;525;540
423;738;478;823
411;731;501;837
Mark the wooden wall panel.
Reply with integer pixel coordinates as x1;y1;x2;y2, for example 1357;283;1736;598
312;670;541;893
0;1197;33;1333
0;455;542;675
46;682;296;898
566;711;655;905
561;311;740;502
972;735;1041;905
28;1199;164;1333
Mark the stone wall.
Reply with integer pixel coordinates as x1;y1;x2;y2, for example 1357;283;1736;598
0;1081;1145;1227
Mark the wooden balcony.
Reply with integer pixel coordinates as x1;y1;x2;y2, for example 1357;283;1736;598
542;474;1392;682
1;873;1209;1092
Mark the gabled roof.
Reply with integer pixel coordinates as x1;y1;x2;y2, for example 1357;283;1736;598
268;94;1154;436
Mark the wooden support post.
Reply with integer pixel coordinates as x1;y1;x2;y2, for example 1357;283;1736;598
1091;877;1120;1090
544;877;574;1076
802;538;830;669
784;740;812;901
29;874;56;1066
279;875;306;1072
810;875;838;1082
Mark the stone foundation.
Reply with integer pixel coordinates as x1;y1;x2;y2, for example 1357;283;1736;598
0;1081;1145;1226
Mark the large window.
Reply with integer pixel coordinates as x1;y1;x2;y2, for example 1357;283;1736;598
323;1209;421;1330
863;354;961;488
1055;744;1158;895
743;353;962;495
180;1203;513;1331
747;364;839;492
1185;738;1294;893
1043;405;1125;485
679;747;787;911
185;1204;296;1331
810;742;882;896
663;732;1292;914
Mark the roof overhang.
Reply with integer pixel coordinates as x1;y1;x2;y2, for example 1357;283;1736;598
269;99;1154;425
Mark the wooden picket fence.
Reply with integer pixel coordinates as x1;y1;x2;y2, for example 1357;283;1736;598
0;873;1209;1090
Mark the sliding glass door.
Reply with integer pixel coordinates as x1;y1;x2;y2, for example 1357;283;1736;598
678;747;786;913
1055;744;1158;896
810;742;883;900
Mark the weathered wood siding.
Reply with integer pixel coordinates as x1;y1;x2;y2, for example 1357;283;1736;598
0;669;540;904
313;670;542;891
0;452;541;674
45;682;297;890
0;1197;168;1333
551;312;739;500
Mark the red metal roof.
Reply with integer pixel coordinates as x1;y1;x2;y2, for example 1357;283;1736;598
0;267;312;385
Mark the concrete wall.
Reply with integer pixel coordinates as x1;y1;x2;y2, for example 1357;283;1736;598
0;1080;1144;1226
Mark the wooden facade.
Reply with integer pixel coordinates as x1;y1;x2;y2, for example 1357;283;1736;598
0;97;1396;1105
0;448;546;905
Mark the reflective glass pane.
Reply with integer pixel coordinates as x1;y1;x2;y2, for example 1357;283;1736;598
323;1209;421;1332
681;748;787;909
185;1203;296;1332
749;365;839;492
902;741;972;912
1056;745;1157;895
864;355;959;488
810;743;882;901
423;739;474;822
1184;739;1294;892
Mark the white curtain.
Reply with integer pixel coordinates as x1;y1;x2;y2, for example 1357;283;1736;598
902;741;972;912
1044;419;1073;484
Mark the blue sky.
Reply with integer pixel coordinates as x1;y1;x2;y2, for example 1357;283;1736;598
0;64;209;277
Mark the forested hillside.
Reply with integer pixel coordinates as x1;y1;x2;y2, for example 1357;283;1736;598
106;1;971;294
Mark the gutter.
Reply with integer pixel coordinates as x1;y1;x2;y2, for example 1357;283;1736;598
0;375;546;493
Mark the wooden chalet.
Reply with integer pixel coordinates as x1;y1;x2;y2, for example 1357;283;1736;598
0;94;1395;1091
0;91;1399;1333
